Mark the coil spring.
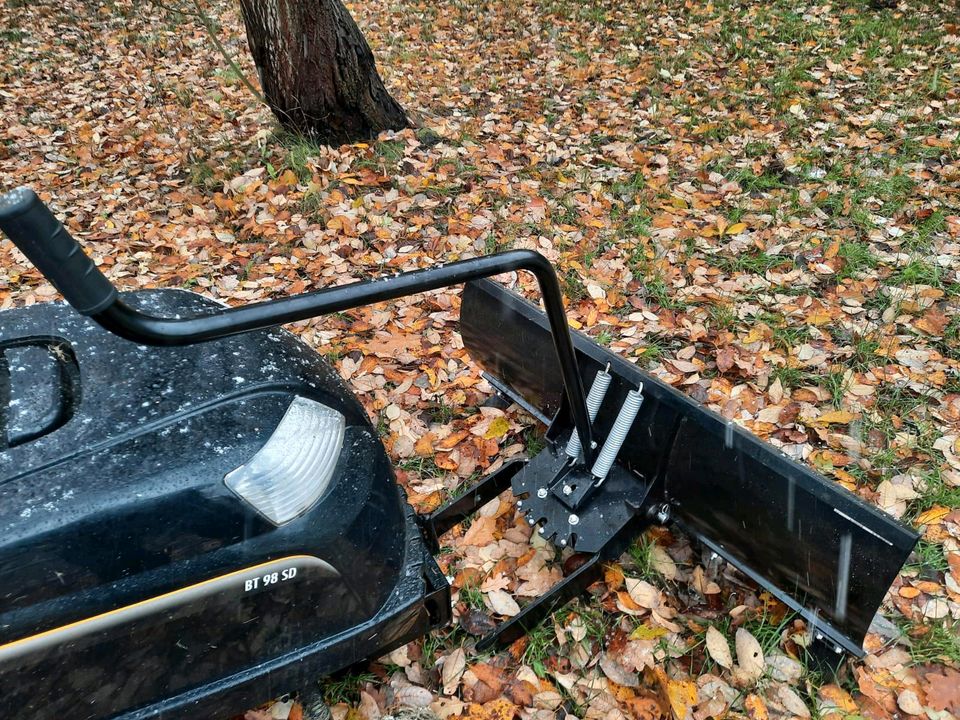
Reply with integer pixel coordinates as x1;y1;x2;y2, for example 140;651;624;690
565;369;612;460
591;387;643;480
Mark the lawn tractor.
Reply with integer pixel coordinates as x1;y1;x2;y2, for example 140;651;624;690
0;187;917;719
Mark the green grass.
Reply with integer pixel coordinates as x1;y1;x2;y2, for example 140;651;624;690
398;456;446;480
909;470;960;518
771;365;808;390
523;618;557;677
459;585;486;611
894;258;945;290
706;303;738;332
322;671;377;706
906;540;949;574
188;160;218;190
717;251;792;276
836;241;879;280
643;276;687;311
636;335;669;364
760;312;812;350
907;621;960;666
626;534;657;579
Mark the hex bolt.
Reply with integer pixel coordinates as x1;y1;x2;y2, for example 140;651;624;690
562;484;573;496
537;487;548;499
568;514;579;526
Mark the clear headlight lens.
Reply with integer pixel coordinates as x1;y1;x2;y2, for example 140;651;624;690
224;396;345;525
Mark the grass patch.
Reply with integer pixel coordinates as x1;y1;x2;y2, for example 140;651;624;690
716;251;793;276
907;620;960;666
322;671;377;706
836;241;879;280
906;539;948;574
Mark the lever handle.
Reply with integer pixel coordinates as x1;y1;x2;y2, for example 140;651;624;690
0;187;117;315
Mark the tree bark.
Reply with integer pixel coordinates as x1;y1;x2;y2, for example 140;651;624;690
238;0;409;145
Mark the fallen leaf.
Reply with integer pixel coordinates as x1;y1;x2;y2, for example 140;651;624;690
705;626;734;670
896;689;923;716
923;667;960;714
441;648;467;695
626;578;661;609
600;652;640;687
485;589;520;617
650;545;678;580
775;685;811;718
734;628;765;685
744;693;768;720
484;416;510;439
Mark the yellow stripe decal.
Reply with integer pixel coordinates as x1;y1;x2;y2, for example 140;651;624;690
0;555;335;662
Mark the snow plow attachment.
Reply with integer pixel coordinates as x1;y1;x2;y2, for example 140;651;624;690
460;278;918;656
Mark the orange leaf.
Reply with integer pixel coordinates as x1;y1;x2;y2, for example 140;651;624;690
744;693;768;720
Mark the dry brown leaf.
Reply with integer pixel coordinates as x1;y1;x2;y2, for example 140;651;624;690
359;690;381;720
626;578;661;609
775;684;811;718
441;648;467;696
734;628;765;685
705;626;734;670
656;668;698;720
923;667;960;714
650;545;678;580
600;652;640;687
485;589;520;617
818;684;858;720
744;693;768;720
896;689;923;716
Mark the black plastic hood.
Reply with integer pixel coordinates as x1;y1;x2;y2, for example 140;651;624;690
0;290;441;719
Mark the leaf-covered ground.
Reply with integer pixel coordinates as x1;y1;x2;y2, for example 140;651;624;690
2;0;959;719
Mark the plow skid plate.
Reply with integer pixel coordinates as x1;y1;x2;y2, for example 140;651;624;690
461;279;917;655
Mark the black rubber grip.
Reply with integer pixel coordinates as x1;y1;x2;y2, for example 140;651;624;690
0;187;118;315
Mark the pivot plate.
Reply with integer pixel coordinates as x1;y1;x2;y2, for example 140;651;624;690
513;443;649;555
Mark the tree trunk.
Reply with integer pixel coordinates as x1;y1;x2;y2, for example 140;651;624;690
238;0;409;145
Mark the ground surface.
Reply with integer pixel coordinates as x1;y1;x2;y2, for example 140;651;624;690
1;0;959;719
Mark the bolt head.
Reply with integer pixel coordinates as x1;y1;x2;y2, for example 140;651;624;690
562;484;573;495
568;514;579;526
537;487;548;498
538;527;545;534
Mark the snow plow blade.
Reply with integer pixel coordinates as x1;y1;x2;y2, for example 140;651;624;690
461;279;918;656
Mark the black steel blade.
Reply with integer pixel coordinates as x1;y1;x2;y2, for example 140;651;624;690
461;278;918;655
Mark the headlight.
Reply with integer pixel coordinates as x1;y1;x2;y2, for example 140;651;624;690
224;396;345;525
